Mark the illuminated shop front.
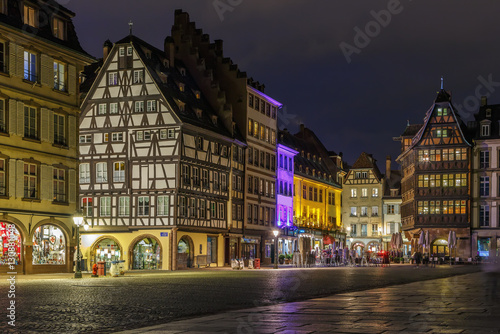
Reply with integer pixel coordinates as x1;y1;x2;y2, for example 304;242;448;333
132;238;160;270
32;225;66;265
0;222;22;266
94;238;121;270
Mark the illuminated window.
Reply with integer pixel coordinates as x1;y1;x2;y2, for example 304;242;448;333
23;162;37;198
100;197;111;216
52;167;66;202
52;17;65;40
23;5;37;27
53;113;65;145
113;162;125;182
24;51;37;82
53;61;66;91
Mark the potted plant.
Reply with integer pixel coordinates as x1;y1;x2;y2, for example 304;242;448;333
279;254;285;264
284;254;292;264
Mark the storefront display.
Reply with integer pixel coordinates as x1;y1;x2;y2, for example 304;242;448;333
0;222;21;266
241;238;258;259
478;238;491;257
32;225;66;265
132;238;160;270
94;239;121;270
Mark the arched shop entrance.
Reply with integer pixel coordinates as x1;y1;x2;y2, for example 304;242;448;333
0;222;22;273
32;225;66;265
351;242;365;257
93;238;122;271
366;241;381;252
177;236;193;269
131;237;161;270
431;239;449;257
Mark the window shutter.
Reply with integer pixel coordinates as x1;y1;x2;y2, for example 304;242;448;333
40;54;53;87
68;64;76;95
8;99;17;135
8;159;16;198
9;43;17;76
16;45;24;79
16;101;24;136
383;204;387;214
16;160;24;197
68;168;76;203
40;165;53;201
40;108;50;142
68;115;76;148
395;204;400;214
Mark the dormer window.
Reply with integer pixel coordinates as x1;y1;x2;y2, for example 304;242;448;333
211;115;218;126
481;124;490;137
486;109;492;118
178;82;185;92
194;90;201;99
53;17;65;40
301;150;304;157
307;153;310;159
195;109;202;119
313;155;316;162
163;59;169;67
24;5;37;27
180;68;186;76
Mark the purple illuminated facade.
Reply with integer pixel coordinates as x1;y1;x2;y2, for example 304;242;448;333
276;143;298;254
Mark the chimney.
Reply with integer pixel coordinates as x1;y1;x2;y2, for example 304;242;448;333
481;96;487;106
164;37;175;67
103;39;113;62
386;156;391;180
300;124;305;134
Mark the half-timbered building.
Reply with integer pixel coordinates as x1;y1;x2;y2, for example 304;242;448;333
396;88;472;258
79;34;242;271
169;10;278;264
0;0;93;274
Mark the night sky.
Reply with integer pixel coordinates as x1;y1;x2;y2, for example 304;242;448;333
64;0;500;171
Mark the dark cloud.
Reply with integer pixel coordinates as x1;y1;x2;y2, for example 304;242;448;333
67;0;500;168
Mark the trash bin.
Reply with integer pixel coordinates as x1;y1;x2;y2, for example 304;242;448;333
248;259;254;269
118;260;125;275
254;258;260;269
97;261;106;276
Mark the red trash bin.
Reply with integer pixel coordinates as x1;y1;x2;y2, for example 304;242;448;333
254;258;261;269
97;261;106;276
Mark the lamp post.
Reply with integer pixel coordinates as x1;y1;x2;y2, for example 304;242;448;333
73;211;84;279
273;229;279;269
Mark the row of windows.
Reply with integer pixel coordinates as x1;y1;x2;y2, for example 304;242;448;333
417;174;467;188
247;204;275;225
81;195;169;217
349;224;381;237
248;93;277;120
247;118;276;145
181;165;228;191
278;154;293;172
297;165;334;182
179;197;225;219
231;204;243;221
417;200;467;215
277;205;293;225
80;128;176;144
247;147;275;171
435;107;449;117
418;148;467;162
278;180;292;197
0;159;68;202
350;188;379;198
21;4;67;40
350;206;379;217
247;176;275;199
79;162;124;184
0;100;69;145
108;69;145;86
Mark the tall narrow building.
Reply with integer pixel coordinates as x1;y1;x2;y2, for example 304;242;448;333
170;10;279;264
0;0;93;274
396;88;472;258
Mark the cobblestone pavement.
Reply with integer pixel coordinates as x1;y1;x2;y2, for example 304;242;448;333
0;265;482;333
118;271;500;334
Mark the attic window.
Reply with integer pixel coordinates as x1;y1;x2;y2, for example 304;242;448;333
486;109;492;118
211;115;218;126
163;60;169;67
307;153;310;159
180;68;186;76
52;17;66;40
299;166;303;172
319;157;322;163
313;155;316;162
195;109;202;119
306;167;309;174
194;90;201;99
145;51;151;59
178;83;185;92
177;102;185;112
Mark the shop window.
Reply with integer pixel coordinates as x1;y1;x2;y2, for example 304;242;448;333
94;239;121;270
478;238;491;257
0;223;21;265
132;238;160;270
32;225;65;265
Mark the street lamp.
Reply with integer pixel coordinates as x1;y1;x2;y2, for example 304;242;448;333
273;229;279;269
73;211;84;279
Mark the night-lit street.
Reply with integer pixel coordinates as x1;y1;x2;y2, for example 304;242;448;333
0;266;481;333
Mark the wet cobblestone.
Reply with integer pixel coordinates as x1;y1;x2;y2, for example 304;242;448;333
0;265;480;333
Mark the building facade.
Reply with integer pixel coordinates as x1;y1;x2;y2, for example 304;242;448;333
470;98;500;258
343;152;384;255
170;10;279;264
396;89;472;259
381;156;403;252
79;34;242;271
0;0;92;274
276;140;298;255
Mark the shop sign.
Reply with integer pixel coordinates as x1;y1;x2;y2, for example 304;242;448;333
299;229;305;233
242;238;258;244
160;232;169;237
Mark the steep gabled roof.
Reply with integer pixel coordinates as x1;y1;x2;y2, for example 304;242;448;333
472;103;500;140
349;152;383;181
401;124;423;137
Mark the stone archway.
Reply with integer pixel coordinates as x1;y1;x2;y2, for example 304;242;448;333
128;234;162;270
90;236;123;271
351;241;365;257
0;220;25;274
177;235;194;269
